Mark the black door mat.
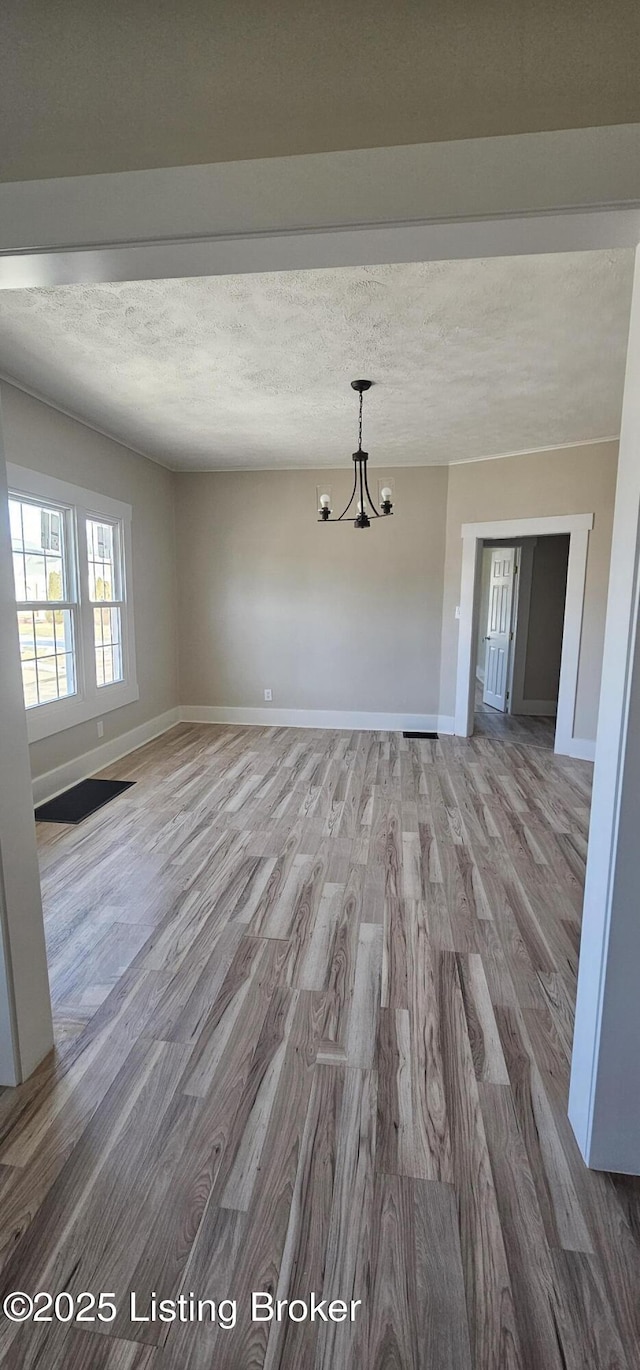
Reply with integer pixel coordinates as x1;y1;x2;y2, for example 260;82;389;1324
35;778;135;825
402;731;439;739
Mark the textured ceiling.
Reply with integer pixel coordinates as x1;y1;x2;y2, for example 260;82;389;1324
0;252;633;471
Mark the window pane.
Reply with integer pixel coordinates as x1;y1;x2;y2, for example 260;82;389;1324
17;610;36;661
35;610;56;658
96;523;113;561
22;668;38;710
53;610;74;654
57;652;75;696
10;498;68;602
93;605;121;647
45;556;64;602
87;519;117;602
9;499;24;547
12;552;26;600
20;501;43;552
10;494;77;714
24;553;47;602
37;650;75;705
17;610;76;709
37;658;60;703
94;606;123;686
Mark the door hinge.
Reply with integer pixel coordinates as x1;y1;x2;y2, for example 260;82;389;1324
509;631;514;641
506;690;510;700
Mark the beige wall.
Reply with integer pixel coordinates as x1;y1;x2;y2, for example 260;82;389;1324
439;441;619;738
177;447;616;738
2;1;640;181
1;392;618;761
523;534;569;703
0;383;178;782
175;466;448;717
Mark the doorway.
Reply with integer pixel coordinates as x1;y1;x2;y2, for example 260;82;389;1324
454;512;593;758
473;535;570;746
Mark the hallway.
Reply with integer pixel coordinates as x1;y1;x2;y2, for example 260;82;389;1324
474;682;556;749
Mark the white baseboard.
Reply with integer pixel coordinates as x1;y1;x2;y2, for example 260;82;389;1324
31;707;180;807
512;699;558;717
567;736;596;762
30;700;582;810
180;705;446;733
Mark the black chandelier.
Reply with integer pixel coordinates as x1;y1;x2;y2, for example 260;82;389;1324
318;380;394;529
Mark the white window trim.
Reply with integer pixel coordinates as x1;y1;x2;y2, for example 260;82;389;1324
7;464;139;743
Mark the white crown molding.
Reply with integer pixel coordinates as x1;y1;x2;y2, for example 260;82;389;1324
448;435;619;467
2;207;639;295
0;374;621;477
2;125;640;254
169;436;620;474
0;373;174;472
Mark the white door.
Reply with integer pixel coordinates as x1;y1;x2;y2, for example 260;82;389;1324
483;548;516;711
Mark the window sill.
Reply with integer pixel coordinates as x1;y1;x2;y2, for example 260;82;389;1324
26;679;140;744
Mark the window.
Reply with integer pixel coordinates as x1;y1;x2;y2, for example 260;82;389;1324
10;496;76;709
7;466;138;743
87;519;124;687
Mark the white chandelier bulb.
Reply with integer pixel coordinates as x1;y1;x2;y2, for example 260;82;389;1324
319;493;331;509
357;499;363;513
380;487;393;502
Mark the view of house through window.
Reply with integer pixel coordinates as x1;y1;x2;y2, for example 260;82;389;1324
10;495;76;708
87;518;124;687
8;477;134;735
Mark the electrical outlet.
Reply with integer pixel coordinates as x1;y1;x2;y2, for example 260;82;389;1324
264;688;273;702
97;720;104;738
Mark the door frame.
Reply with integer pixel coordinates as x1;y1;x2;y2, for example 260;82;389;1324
454;513;594;757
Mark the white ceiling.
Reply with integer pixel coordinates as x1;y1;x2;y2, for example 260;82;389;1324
0;252;633;471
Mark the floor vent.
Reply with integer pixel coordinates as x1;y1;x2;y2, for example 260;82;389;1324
402;731;439;739
35;777;135;825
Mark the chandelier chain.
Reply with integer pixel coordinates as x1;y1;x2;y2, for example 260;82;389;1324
358;390;363;451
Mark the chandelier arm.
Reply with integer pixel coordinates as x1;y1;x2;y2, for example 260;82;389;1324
335;464;359;521
358;453;366;518
363;464;381;517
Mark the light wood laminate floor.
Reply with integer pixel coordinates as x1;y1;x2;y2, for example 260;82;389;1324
474;682;556;748
0;723;638;1369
